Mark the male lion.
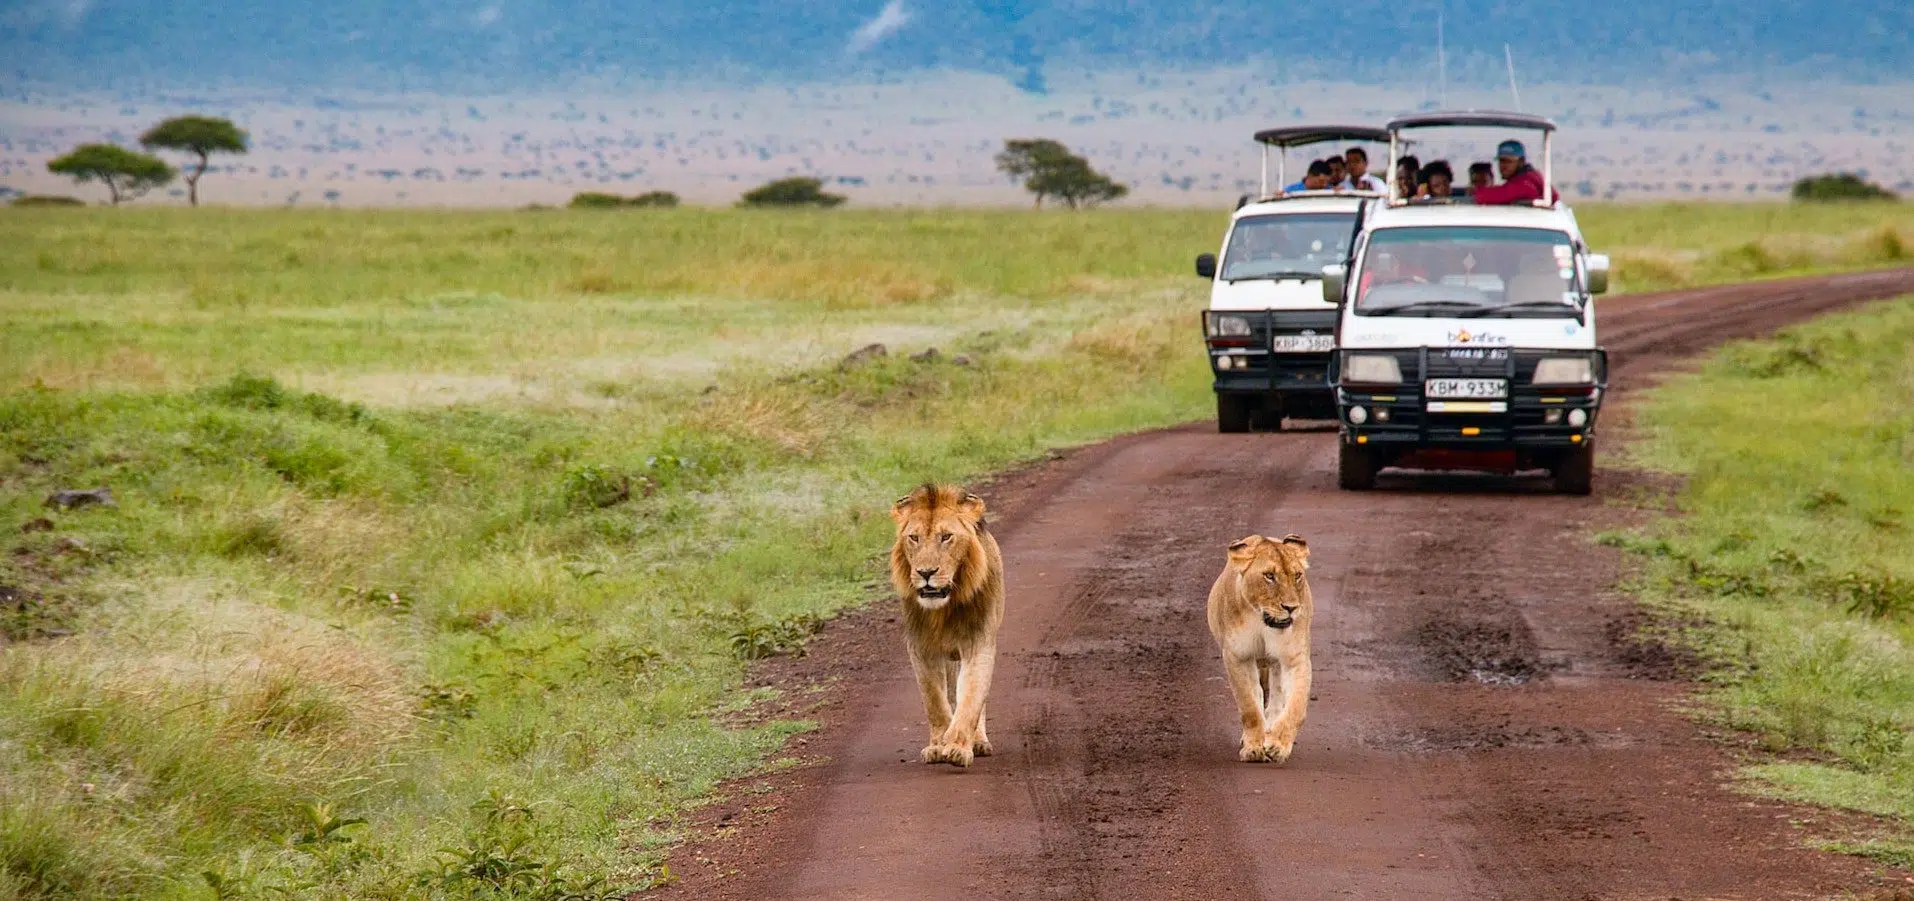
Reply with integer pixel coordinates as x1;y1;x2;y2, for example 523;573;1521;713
889;483;1004;767
1206;533;1313;763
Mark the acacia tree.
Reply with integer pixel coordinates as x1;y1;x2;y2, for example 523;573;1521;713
995;139;1128;209
46;144;176;206
140;115;248;206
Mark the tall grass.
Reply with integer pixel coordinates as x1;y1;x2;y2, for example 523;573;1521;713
1612;296;1914;864
1;203;1910;897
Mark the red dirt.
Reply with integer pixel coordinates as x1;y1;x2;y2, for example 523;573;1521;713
648;269;1914;900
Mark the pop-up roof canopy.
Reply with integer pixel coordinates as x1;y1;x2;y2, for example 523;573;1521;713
1384;111;1557;133
1253;125;1393;148
1251;124;1392;198
1382;109;1559;208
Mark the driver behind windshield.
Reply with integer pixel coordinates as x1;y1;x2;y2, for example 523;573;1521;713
1219;214;1353;281
1355;228;1581;316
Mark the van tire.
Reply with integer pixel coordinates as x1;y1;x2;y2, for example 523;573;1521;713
1338;443;1378;490
1553;443;1594;495
1217;395;1253;433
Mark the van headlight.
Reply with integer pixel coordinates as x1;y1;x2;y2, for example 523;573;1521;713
1207;314;1252;337
1343;354;1403;385
1532;357;1595;386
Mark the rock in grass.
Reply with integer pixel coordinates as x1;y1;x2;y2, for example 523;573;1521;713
909;347;942;363
43;488;115;511
839;343;887;369
19;517;54;533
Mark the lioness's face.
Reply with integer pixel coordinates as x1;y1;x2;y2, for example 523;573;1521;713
891;487;986;610
1228;534;1310;629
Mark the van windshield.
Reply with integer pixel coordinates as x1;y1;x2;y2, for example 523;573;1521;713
1220;213;1356;281
1355;226;1582;317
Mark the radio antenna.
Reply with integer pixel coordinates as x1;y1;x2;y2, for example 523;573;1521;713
1503;43;1523;111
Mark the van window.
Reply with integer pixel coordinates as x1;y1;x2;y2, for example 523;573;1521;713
1354;226;1580;317
1219;213;1356;282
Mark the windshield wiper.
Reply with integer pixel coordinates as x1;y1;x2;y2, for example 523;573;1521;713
1453;300;1584;318
1226;271;1321;284
1364;300;1488;316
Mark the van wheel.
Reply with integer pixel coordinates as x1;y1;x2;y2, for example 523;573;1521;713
1217;395;1252;433
1338;443;1378;490
1553;443;1594;495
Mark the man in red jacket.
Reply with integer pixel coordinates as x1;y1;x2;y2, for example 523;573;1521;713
1471;139;1555;205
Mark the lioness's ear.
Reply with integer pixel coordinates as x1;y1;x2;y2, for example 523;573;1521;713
1279;533;1309;566
1227;535;1264;565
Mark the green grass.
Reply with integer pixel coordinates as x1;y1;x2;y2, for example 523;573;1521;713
0;202;1910;899
1609;296;1914;864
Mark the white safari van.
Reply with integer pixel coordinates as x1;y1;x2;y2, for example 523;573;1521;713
1324;112;1612;493
1195;126;1389;431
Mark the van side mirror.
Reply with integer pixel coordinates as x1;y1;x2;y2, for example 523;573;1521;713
1585;253;1610;295
1195;253;1217;279
1321;264;1347;304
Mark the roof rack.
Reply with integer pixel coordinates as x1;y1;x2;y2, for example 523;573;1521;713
1236;188;1387;210
1382;109;1560;210
1250;123;1392;197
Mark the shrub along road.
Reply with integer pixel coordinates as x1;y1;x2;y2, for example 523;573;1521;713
652;269;1914;900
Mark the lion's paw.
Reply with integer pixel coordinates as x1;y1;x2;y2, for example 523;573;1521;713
922;741;976;767
972;736;994;758
1269;741;1294;764
1239;742;1273;763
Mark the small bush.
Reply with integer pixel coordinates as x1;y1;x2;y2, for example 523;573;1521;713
738;177;845;208
1792;172;1898;202
1830;571;1914;619
9;194;86;207
726;611;824;659
568;190;679;209
630;191;679;208
568;192;626;209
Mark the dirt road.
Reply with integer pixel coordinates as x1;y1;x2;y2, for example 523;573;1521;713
653;269;1914;901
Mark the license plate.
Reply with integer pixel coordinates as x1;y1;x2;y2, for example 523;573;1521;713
1270;334;1334;353
1425;378;1507;399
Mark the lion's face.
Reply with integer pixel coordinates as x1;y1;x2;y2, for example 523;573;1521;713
890;485;988;611
1228;534;1310;629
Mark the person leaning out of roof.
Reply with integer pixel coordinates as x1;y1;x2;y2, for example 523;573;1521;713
1470;139;1556;205
1284;159;1335;193
1339;146;1389;192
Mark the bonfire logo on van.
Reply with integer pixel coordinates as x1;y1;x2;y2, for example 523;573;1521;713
1447;329;1509;346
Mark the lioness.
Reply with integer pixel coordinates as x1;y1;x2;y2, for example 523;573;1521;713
889;483;1004;768
1206;533;1313;763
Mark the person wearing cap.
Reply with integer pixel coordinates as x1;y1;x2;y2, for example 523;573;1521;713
1470;139;1554;205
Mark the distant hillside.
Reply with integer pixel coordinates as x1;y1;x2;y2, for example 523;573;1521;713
6;0;1913;92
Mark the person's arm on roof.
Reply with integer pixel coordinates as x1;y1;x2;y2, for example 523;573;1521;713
1470;168;1546;205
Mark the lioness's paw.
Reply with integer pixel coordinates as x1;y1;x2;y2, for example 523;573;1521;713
920;744;945;764
1239;742;1272;763
1270;741;1294;764
972;737;994;757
